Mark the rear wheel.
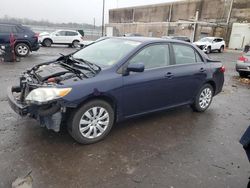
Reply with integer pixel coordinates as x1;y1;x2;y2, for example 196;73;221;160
68;100;114;144
15;43;30;57
192;84;213;112
239;71;249;78
43;38;52;47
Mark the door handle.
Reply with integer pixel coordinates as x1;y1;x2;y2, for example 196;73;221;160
200;68;206;72
165;72;174;79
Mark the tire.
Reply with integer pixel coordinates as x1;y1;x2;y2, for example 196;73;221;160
219;46;224;53
43;38;52;47
68;100;115;144
15;43;30;57
72;40;80;48
191;84;214;112
206;47;211;54
239;72;249;78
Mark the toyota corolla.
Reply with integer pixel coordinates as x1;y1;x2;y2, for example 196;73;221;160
8;37;225;144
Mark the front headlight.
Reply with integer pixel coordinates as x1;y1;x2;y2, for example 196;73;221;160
25;88;72;104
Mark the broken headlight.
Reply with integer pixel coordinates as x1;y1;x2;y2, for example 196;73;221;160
25;87;72;104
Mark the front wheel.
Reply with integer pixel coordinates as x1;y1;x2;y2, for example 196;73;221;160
43;38;52;47
15;43;30;57
192;84;214;112
68;100;115;144
219;46;224;53
206;47;211;54
72;40;80;48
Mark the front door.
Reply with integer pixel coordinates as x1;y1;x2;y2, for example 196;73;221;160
52;31;67;44
121;44;174;117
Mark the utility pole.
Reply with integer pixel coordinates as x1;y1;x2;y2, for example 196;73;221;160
192;11;199;42
227;0;234;24
102;0;105;36
225;0;234;46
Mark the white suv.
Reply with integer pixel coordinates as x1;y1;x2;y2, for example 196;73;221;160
194;37;225;54
39;30;84;48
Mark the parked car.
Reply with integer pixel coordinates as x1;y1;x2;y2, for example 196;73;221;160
8;37;225;144
162;36;191;42
79;37;111;48
194;37;225;54
0;23;40;57
236;51;250;77
39;30;84;48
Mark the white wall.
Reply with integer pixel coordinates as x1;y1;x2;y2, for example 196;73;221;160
229;23;250;49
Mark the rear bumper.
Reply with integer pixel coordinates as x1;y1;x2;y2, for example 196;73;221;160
7;86;28;116
236;62;250;72
31;43;40;51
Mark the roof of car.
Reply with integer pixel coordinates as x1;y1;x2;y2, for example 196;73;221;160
115;36;188;44
55;29;78;32
204;37;223;39
0;22;22;26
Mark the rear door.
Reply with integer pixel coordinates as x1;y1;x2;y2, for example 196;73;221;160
66;31;79;43
165;43;207;105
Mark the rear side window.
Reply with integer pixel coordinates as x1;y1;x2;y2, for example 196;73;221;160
173;44;203;65
66;31;78;36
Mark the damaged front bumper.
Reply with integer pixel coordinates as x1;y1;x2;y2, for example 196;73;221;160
7;86;63;132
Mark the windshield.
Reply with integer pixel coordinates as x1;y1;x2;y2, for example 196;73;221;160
73;38;141;68
199;38;213;43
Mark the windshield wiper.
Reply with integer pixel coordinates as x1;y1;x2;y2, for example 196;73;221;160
69;56;101;74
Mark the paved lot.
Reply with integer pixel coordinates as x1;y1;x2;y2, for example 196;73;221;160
0;47;249;188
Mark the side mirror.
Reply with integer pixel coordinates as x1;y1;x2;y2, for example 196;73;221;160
126;63;145;73
55;33;59;36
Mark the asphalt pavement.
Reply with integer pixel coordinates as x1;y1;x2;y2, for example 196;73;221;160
0;46;249;188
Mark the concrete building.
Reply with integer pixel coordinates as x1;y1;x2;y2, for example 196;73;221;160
106;0;250;46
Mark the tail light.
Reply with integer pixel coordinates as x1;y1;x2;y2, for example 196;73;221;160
219;66;225;73
33;33;39;39
238;56;248;63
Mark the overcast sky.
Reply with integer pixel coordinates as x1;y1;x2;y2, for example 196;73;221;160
0;0;180;25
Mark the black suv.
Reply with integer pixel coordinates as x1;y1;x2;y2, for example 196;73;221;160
0;23;40;57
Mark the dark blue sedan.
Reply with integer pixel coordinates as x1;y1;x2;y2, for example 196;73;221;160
8;37;225;144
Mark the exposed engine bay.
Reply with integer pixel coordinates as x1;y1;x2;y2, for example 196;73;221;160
9;55;101;132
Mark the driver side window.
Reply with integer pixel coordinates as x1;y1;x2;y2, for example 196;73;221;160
129;44;170;69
